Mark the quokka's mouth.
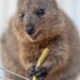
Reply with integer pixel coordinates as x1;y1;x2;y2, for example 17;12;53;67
26;28;41;41
30;31;40;40
30;32;39;40
31;35;37;40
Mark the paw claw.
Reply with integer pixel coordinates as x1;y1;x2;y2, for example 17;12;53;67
38;75;45;80
28;64;36;76
28;66;48;80
35;67;48;79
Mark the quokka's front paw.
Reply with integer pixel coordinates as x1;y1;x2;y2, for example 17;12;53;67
28;65;48;80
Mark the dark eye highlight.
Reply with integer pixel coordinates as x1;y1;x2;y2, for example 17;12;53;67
37;9;45;17
19;13;24;19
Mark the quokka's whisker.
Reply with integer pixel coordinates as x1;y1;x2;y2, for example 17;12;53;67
0;67;30;80
0;76;14;80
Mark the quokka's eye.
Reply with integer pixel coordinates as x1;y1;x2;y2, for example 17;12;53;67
19;13;24;19
37;9;45;17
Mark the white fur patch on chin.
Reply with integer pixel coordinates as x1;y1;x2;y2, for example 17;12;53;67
76;74;80;80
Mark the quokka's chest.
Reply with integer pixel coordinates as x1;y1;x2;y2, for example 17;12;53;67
21;46;44;63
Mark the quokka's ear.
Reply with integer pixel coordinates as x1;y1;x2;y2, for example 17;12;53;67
17;0;25;7
17;0;29;8
49;0;58;5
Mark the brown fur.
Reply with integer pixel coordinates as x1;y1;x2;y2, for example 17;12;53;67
1;0;80;80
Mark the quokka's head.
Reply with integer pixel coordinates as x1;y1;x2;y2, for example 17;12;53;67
13;0;65;43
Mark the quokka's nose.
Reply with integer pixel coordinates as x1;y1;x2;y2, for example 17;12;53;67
25;25;35;35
